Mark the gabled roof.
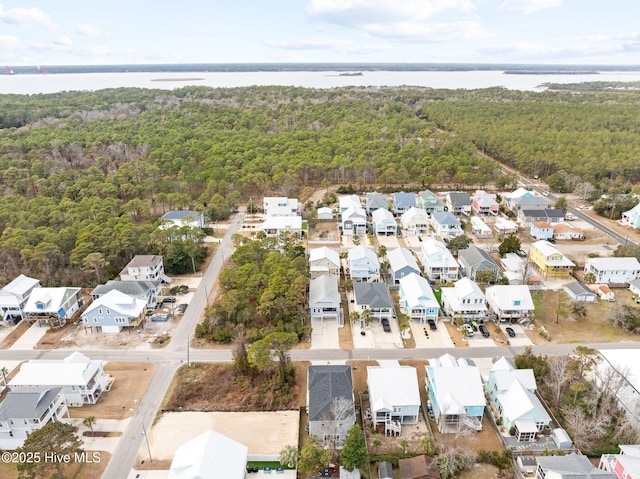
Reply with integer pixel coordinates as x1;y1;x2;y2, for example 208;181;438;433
401;207;430;224
473;190;498;208
82;290;146;318
446;191;471;206
308;365;354;422
388;248;420;274
458;246;498;269
348;246;379;266
169;430;248;479
432;211;461;226
426;357;486;412
533;221;552;229
511;196;550;206
564;281;595;297
309;275;340;305
262;215;302;230
368;365;420;410
354;282;392;309
161;210;202;220
372;207;396;224
535;453;613;479
1;274;40;298
309;246;340;266
491;369;537;393
24;287;80;314
399;455;440;479
0;386;62;420
366;192;388;210
553;223;583;234
339;195;362;211
491;356;515;371
393;192;416;208
485;285;534;311
399;273;438;310
125;255;163;268
504;187;534;199
91;280;160;297
342;205;367;220
10;352;103;388
418;190;439;203
586;257;640;270
451;277;484;299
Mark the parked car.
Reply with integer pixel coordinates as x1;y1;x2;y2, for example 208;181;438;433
177;303;188;314
516;250;527;258
381;318;391;333
162;296;177;304
479;324;490;337
462;324;474;336
427;318;437;331
506;327;516;337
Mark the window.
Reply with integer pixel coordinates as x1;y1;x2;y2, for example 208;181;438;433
98;309;102;314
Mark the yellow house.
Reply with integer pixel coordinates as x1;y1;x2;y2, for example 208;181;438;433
529;240;575;277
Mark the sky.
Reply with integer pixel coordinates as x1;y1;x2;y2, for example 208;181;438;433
1;0;640;66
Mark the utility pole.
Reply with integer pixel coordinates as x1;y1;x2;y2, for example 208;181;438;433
142;422;155;466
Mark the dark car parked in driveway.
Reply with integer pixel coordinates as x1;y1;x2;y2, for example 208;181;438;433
479;324;490;337
506;327;516;337
427;318;437;330
381;318;391;332
177;303;188;314
162;296;177;304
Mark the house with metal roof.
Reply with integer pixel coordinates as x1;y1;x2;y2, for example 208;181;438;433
418;190;445;215
398;273;439;324
529;240;575;277
600;444;640;479
9;352;111;406
262;197;300;217
535;454;614;479
518;208;564;226
472;190;499;216
421;239;459;281
563;281;597;302
366;192;388;213
340;206;367;236
430;211;463;238
426;354;486;432
0;386;69;449
584;257;640;284
458;246;500;283
388;248;421;283
0;274;40;325
308;246;341;279
347;246;380;282
309;275;342;324
24;286;82;327
485;285;534;323
261;215;303;237
81;289;147;333
168;430;248;479
507;195;550;212
441;277;487;321
400;207;431;235
307;365;355;449
622;202;640;229
372;207;398;236
470;216;492;238
91;280;161;309
339;194;362;213
160;210;205;229
392;192;416;215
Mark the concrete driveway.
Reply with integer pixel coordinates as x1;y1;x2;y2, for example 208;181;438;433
410;320;455;349
310;318;340;349
499;323;533;347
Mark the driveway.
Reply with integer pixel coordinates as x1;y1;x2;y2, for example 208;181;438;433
499;323;533;347
410;320;455;349
310;318;340;349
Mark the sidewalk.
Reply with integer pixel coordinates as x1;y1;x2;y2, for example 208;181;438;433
9;321;49;350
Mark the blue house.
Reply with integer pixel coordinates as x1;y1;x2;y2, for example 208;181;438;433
392;192;416;215
622;202;640;228
366;192;388;213
387;248;421;283
81;290;147;333
426;354;485;432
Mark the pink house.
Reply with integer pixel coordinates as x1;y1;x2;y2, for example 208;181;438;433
471;190;499;216
600;445;640;478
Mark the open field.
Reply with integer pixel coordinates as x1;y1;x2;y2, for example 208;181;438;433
529;289;640;345
69;362;156;420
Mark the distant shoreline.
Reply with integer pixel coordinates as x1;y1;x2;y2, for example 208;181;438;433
150;77;205;82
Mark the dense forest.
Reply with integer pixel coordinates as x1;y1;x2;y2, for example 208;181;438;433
0;84;639;286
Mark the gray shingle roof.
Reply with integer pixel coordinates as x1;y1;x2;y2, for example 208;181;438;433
459;246;498;269
447;192;471;206
0;386;62;420
91;280;159;297
308;365;354;422
353;282;393;308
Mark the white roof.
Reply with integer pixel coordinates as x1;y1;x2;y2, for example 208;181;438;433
10;352;102;388
169;430;248;479
348;246;379;267
452;277;484;299
317;207;333;217
309;275;340;305
309;246;340;266
372;207;395;224
339;195;362;211
427;357;486;412
399;273;437;310
494;217;519;231
400;207;429;226
388;248;419;274
491;369;537;393
498;380;550;424
261;215;302;230
1;274;40;298
598;349;640;395
24;287;80;314
368;365;420;411
532;240;571;262
82;290;146;318
485;285;534;311
342;205;367;220
504;187;533;199
586;257;640;270
500;253;525;273
421;239;456;267
470;216;492;231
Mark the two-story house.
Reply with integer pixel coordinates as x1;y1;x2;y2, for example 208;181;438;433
529;240;575;277
584;257;640;284
159;210;205;229
365;192;388;214
398;273;439;324
0;274;40;325
418;190;445;215
622;202;640;229
353;282;393;323
309;275;342;324
91;280;161;309
347;246;380;282
445;192;471;215
471;190;499;216
120;255;172;283
430;211;463;238
24;287;82;328
339;195;362;213
485;285;534;323
421;239;459;281
341;206;367;236
10;352;111;406
81;290;147;333
372;208;397;236
392;192;416;216
387;247;421;283
458;246;500;283
263;197;300;216
441;277;487;321
308;246;341;279
400;207;431;235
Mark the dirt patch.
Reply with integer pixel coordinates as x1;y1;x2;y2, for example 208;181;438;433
529;289;640;345
445;321;468;347
0;321;29;349
69;362;155;420
338;319;355;349
460;463;514;479
309;221;340;242
430;414;504;453
83;431;122;438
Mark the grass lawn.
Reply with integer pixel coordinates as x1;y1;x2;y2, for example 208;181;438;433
530;289;640;344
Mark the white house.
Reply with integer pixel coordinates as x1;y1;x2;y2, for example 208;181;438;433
441;277;487;321
372;208;397;236
400;207;431;235
470;216;492;238
426;354;486;432
445;192;471;215
81;289;147;333
341;206;367;236
160;210;205;229
387;248;421;283
0;386;69;450
421;239;459;281
309;275;342;324
353;282;393;322
584;257;640;284
500;253;526;284
24;287;82;328
309;246;341;279
317;207;334;221
485;285;534;323
629;278;640;297
0;274;40;325
430;211;463;238
339;195;362;213
398;273;439;323
347;246;380;282
596;349;640;429
494;217;519;235
553;223;584;241
168;430;248;479
621;202;640;229
9;352;111;406
120;255;172;283
263;197;300;216
367;363;420;436
261;215;302;237
485;357;551;442
591;284;615;301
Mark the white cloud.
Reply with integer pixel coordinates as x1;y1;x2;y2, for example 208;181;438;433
76;24;102;36
53;36;73;46
0;5;56;28
0;34;23;50
366;20;490;42
498;0;562;14
266;37;390;55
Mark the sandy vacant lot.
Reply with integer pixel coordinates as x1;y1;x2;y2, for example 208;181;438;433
145;411;299;463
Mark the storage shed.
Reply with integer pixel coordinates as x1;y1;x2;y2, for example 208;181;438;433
552;428;572;449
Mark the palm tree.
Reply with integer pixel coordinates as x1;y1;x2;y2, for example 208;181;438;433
82;416;96;433
0;367;7;387
279;444;299;468
571;301;587;320
372;438;382;454
400;439;409;454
